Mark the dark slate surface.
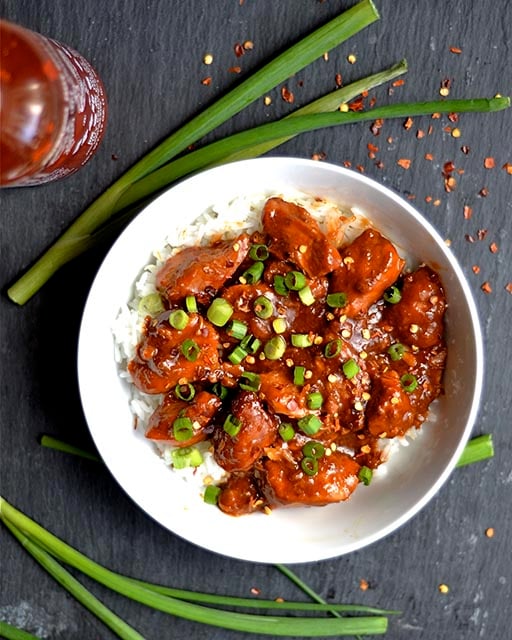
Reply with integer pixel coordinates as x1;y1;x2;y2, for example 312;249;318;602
1;1;511;638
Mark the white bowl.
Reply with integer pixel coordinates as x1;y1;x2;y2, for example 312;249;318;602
78;157;483;564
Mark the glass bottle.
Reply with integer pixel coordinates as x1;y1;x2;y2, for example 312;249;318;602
0;19;108;187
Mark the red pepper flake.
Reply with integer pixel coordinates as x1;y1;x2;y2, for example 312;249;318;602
465;234;475;243
362;90;369;98
484;157;496;169
370;119;384;136
228;66;242;74
505;283;512;294
392;78;405;87
367;142;379;159
311;152;327;161
463;205;473;219
477;228;488;240
404;117;413;130
478;187;489;197
397;158;412;170
439;77;452;97
375;160;385;169
359;579;370;591
111;154;119;161
406;193;416;200
489;242;499;254
369;96;377;108
450;46;463;54
281;86;294;103
348;97;364;112
416;129;425;139
425;153;434;161
448;112;459;123
250;587;261;596
485;527;495;538
444;176;457;192
443;161;456;175
243;40;254;51
427;125;434;135
433;199;441;207
481;281;492;294
335;73;343;88
472;265;481;274
461;145;470;155
356;164;365;173
425;196;433;203
234;42;245;57
443;125;453;133
502;162;512;174
432;112;441;119
201;76;212;86
343;160;352;168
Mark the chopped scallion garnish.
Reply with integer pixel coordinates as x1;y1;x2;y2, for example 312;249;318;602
239;372;261;392
174;383;195;402
302;441;325;459
207;298;234;327
285;271;306;291
324;339;342;359
169;309;190;330
241;261;264;284
272;317;287;334
291;333;313;348
298;414;322;436
388;343;406;361
301;456;319;476
223;414;242;437
264;336;286;360
138;292;164;316
171;446;203;469
400;373;418;392
254;295;274;319
293;365;306;386
203;485;222;505
383;285;401;304
298;285;315;306
249;244;270;261
226;319;248;340
306;391;324;410
273;275;288;296
172;417;194;442
358;465;373;486
185;295;198;313
228;345;248;365
181;339;201;362
342;358;360;379
326;292;348;308
278;423;295;442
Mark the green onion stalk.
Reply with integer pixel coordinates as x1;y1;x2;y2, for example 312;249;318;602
0;496;389;638
7;0;380;305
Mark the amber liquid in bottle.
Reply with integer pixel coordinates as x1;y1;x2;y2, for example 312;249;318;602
0;19;108;187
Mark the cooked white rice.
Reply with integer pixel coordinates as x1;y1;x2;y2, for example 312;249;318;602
111;189;422;497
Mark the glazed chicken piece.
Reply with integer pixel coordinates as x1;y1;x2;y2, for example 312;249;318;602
213;391;278;472
262;197;342;277
330;228;405;318
383;265;446;349
217;471;261;516
145;390;222;446
365;369;415;438
156;234;250;305
128;313;222;394
260;449;360;507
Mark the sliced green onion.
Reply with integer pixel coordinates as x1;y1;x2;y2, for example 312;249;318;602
223;414;242;437
212;383;228;400
172;417;194;442
456;434;494;468
307;392;324;410
383;285;401;304
324;339;342;359
343;358;360;379
171;446;203;469
358;466;373;486
240;334;262;354
39;435;101;463
254;295;274;319
239;371;261;392
298;414;322;436
249;244;270;261
272;317;287;334
285;271;306;291
264;336;286;360
207;298;234;327
240;261;264;284
273;275;288;296
185;295;198;313
302;441;325;459
181;339;200;362
228;345;248;365
400;373;418;392
298;285;315;306
326;292;348;308
203;485;222;506
291;333;313;348
279;423;295;442
293;365;306;386
226;319;248;340
169;309;190;330
388;343;406;361
174;383;195;402
301;456;319;476
138;292;164;316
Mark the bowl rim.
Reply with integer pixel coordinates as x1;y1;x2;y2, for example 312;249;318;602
77;156;484;563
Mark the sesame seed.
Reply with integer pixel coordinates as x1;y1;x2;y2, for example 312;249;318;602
264;96;272;106
362;392;371;401
233;242;240;251
360;351;368;360
451;128;461;138
328;373;338;383
341;329;351;339
313;336;323;345
390;397;399;405
285;358;294;367
263;506;273;515
347;53;357;64
354;401;364;411
485;527;495;538
203;475;213;485
343;256;355;265
438;584;450;594
304;370;313;379
339;103;349;112
410;324;419;334
299;245;307;254
245;355;255;364
203;53;214;65
362;328;371;340
361;444;371;453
